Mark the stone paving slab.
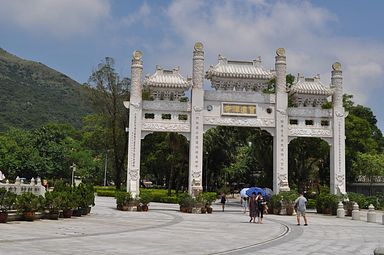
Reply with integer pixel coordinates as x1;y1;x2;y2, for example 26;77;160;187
0;196;383;255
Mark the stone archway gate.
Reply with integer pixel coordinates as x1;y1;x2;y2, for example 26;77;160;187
124;42;346;197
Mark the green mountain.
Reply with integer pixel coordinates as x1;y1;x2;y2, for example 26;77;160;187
0;48;94;131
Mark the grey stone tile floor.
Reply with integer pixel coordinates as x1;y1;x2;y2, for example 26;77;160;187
0;196;383;255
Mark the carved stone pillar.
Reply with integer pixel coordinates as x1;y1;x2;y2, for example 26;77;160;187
273;48;290;194
127;50;143;198
189;42;204;196
330;62;346;194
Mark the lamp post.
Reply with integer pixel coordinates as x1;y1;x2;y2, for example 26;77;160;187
205;151;209;191
70;163;76;187
104;150;108;186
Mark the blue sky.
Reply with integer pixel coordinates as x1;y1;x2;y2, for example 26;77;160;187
1;0;384;130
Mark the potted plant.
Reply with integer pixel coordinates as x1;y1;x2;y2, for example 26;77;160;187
270;194;283;215
71;190;83;217
74;184;95;215
281;190;298;216
323;194;339;215
44;191;63;220
0;188;17;223
116;191;133;211
178;193;196;213
15;192;42;221
60;192;76;218
203;192;217;214
139;192;152;212
195;194;207;214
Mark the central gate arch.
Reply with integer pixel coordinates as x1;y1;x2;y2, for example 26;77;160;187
124;43;346;197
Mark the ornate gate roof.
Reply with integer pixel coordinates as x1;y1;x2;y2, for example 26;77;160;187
290;74;333;95
206;55;273;91
144;66;191;100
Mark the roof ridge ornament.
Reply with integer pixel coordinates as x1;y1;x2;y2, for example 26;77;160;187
332;62;341;71
133;50;142;60
194;42;204;52
276;48;285;57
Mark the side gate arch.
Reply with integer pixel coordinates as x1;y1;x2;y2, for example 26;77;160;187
124;43;346;197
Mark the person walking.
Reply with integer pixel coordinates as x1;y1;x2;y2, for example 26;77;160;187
241;197;248;213
256;192;265;224
249;192;258;223
294;192;308;226
220;192;226;212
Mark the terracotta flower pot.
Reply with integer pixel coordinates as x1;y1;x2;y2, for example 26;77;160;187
62;209;73;218
0;212;8;223
23;211;36;221
141;205;149;212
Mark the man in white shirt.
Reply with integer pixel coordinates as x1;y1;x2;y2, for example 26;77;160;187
294;192;308;226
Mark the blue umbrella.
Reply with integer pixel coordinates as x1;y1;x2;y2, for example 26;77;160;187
245;187;266;197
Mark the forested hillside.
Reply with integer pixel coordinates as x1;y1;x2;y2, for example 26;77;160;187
0;48;94;131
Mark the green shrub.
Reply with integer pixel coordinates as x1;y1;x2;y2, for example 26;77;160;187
94;186;116;191
140;189;178;203
139;192;153;205
97;190;116;197
0;188;17;212
280;190;299;205
115;191;133;206
178;193;196;208
202;192;218;205
307;199;316;209
16;193;43;212
365;196;380;209
159;196;179;203
347;192;366;209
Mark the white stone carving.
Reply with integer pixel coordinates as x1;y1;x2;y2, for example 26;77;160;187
335;110;344;117
204;116;275;127
287;108;332;118
276;109;287;115
288;127;332;137
129;168;139;181
143;101;190;112
130;102;141;109
278;174;290;191
127;44;345;197
204;90;275;103
142;122;190;132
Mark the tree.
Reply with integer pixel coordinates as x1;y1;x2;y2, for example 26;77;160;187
0;124;96;181
87;57;130;189
352;152;384;196
344;94;384;182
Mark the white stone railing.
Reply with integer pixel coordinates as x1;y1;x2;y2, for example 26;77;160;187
0;176;46;197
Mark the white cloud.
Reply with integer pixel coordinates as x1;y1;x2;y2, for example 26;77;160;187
160;0;384;107
120;2;151;27
0;0;110;38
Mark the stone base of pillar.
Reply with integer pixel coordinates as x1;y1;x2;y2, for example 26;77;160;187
352;210;360;220
191;186;203;198
278;179;290;192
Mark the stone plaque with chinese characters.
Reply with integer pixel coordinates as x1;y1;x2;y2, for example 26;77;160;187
221;103;257;116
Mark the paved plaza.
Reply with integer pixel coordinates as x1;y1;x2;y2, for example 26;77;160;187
0;196;383;255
